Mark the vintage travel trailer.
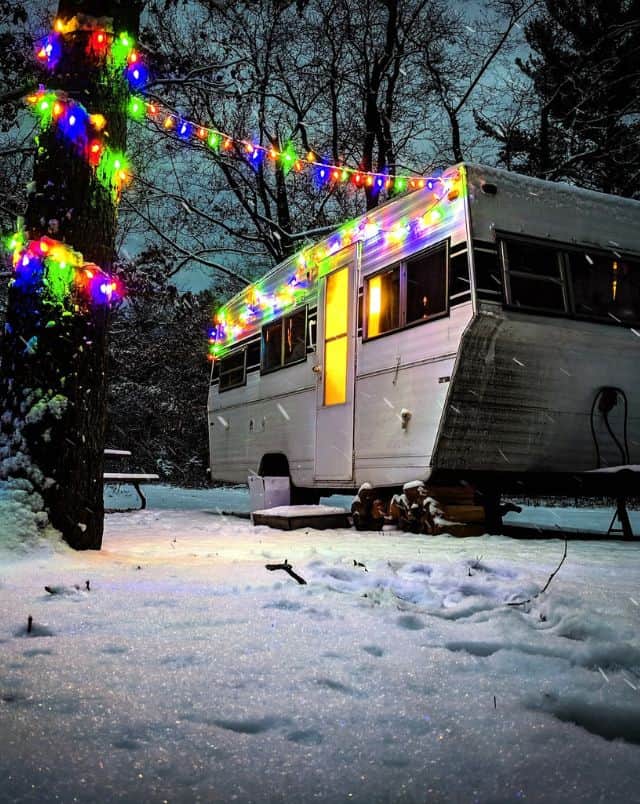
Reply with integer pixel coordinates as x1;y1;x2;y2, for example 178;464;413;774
207;163;640;505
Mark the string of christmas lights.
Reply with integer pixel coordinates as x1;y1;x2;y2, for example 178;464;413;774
25;89;131;197
37;16;433;194
208;170;463;358
130;95;438;194
5;232;123;308
7;15;136;308
35;22;148;89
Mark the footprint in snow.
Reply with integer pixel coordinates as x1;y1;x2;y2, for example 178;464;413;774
287;729;324;745
362;644;384;657
396;614;426;631
212;715;290;734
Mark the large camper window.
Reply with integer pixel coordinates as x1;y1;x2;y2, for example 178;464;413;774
364;243;448;339
261;308;308;373
502;239;567;312
406;248;447;323
218;350;246;391
366;266;400;337
568;252;640;324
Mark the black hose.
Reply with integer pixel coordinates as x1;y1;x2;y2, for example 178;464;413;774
590;387;630;468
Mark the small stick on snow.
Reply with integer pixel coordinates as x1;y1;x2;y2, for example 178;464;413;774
508;540;568;607
353;560;368;572
265;560;307;585
27;615;33;634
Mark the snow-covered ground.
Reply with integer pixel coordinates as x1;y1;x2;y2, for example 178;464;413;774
1;486;639;803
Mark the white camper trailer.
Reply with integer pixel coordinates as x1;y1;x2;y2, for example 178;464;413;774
207;164;640;503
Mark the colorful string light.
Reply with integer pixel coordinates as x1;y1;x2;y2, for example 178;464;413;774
35;22;147;90
208;169;464;359
12;15;134;312
132;97;438;194
25;89;131;198
5;232;123;307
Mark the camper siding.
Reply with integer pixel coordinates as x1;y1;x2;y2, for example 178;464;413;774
433;310;640;474
209;361;317;484
465;164;640;253
353;301;473;487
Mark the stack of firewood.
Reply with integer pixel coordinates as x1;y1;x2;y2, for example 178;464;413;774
351;482;387;531
389;480;442;534
351;481;512;536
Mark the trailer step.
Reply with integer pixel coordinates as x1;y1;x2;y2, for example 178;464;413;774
252;504;350;531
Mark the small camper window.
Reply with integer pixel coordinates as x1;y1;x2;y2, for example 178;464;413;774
473;246;502;298
261;307;308;373
449;250;471;302
365;265;401;337
218;350;246;391
246;339;261;369
568;252;640;324
502;238;567;313
406;248;447;323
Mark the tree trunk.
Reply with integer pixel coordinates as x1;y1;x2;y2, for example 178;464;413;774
0;0;141;549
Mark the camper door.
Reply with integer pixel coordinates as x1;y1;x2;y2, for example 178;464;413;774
314;244;359;481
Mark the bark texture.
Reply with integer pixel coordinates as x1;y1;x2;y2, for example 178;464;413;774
0;0;141;549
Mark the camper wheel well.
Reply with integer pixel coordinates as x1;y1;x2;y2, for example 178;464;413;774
258;453;290;477
258;452;321;505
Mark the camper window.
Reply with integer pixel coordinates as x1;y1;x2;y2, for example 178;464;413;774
262;320;283;371
261;307;308;373
406;248;447;323
568;252;640;325
218;349;246;391
246;339;261;369
284;308;307;365
449;250;471;303
366;266;401;337
502;239;567;313
473;246;502;298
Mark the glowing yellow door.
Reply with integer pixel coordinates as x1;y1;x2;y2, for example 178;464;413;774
323;267;348;405
315;248;357;481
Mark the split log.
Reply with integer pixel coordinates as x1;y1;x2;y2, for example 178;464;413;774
351;483;386;531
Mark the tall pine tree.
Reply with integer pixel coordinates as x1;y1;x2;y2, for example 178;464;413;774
477;0;640;196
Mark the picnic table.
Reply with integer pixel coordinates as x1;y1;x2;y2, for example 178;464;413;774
103;449;160;510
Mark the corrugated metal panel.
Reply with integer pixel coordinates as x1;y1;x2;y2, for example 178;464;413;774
433;310;640;473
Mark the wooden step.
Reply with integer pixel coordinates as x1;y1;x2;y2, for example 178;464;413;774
440;504;486;523
424;485;476;505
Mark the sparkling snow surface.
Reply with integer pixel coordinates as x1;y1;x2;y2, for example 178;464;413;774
1;486;639;803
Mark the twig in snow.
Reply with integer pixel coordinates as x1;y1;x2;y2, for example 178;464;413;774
265;559;307;585
507;540;568;608
27;615;33;634
353;560;368;572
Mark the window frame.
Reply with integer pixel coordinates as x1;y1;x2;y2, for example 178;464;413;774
362;240;450;342
217;348;247;393
500;235;569;315
498;232;640;328
260;305;309;375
